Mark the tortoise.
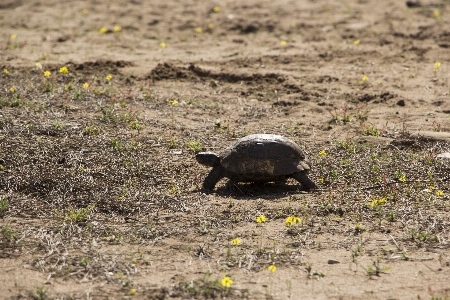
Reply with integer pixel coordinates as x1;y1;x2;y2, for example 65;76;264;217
196;134;316;190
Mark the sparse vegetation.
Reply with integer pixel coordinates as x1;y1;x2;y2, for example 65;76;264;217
0;0;449;299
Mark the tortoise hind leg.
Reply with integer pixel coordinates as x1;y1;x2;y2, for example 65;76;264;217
291;172;317;190
203;166;225;190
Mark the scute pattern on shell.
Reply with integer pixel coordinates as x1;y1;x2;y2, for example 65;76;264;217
219;134;309;176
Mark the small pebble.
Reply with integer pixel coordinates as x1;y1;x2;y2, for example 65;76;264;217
328;259;340;264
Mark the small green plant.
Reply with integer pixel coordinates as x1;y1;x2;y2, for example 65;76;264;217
63;204;95;223
361;123;380;136
386;211;397;222
365;257;390;277
351;245;363;263
83;126;101;136
32;285;47;300
188;139;203;153
329;103;351;124
0;199;7;218
167;136;177;148
53;121;64;129
110;139;123;150
432;120;441;132
354;103;369;120
129;121;143;132
182;272;227;298
1;226;17;243
354;222;365;234
73;90;84;100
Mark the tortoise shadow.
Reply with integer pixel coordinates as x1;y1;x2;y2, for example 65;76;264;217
195;181;311;199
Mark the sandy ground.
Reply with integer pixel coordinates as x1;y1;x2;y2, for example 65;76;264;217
1;0;450;299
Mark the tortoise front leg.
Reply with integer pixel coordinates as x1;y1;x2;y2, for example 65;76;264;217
291;172;317;190
203;166;225;190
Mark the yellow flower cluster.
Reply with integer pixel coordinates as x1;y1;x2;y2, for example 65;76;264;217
436;190;444;197
280;40;287;47
319;150;326;156
369;198;387;207
3;68;9;74
44;70;51;77
398;175;406;182
362;75;369;82
59;66;69;74
285;216;301;226
354;39;360;45
268;265;277;272
99;27;108;34
434;62;441;71
232;238;241;245
83;83;89;89
168;99;178;105
106;74;112;81
256;215;266;223
160;42;166;48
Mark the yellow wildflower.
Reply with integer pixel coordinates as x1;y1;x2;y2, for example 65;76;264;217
10;87;15;93
3;68;9;74
59;66;69;74
208;23;214;29
114;26;122;32
213;6;220;13
319;150;326;156
195;27;202;33
99;27;108;34
35;62;42;68
232;238;241;245
268;265;277;272
370;198;387;207
433;10;440;18
106;74;112;81
168;99;178;105
285;216;293;226
83;83;89;89
429;186;435;191
399;175;406;183
160;42;166;48
130;288;136;295
44;70;51;77
436;190;444;197
280;40;287;47
221;276;233;288
286;216;301;226
318;177;324;183
434;62;441;71
10;34;17;39
256;215;266;223
82;8;88;14
354;39;360;45
362;75;369;82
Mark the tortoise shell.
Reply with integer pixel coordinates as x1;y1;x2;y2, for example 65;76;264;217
219;134;310;176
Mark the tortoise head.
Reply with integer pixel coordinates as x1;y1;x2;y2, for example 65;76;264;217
196;152;220;167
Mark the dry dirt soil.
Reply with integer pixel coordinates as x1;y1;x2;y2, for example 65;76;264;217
1;0;450;299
